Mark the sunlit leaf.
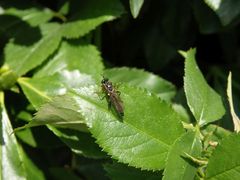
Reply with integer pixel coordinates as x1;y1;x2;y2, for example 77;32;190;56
0;92;26;179
205;133;240;179
18;71;95;109
104;67;176;101
129;0;144;18
21;84;184;170
18;76;65;109
4;23;61;76
61;0;124;38
0;92;45;180
16;95;86;131
163;131;202;180
2;7;53;27
35;40;104;81
183;48;225;126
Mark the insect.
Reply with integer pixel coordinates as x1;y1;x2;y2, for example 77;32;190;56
101;77;124;117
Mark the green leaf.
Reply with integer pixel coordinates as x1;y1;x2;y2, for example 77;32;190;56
104;67;176;101
0;66;18;90
18;71;96;109
0;92;26;179
18;76;65;109
71;85;185;170
2;7;53;27
205;133;240;180
16;128;37;147
201;124;231;156
48;126;107;158
183;48;225;126
172;104;190;123
202;124;231;142
4;23;61;76
204;0;240;25
18;145;45;180
0;92;45;179
129;0;144;18
25;84;184;170
57;1;69;15
0;1;54;36
104;162;162;180
21;95;87;131
60;0;124;38
35;40;104;81
163;131;202;180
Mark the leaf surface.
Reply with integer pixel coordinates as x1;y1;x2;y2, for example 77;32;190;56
35;40;104;81
18;76;65;109
18;71;96;109
25;84;184;170
71;85;184;170
163;131;202;180
205;133;240;180
2;7;53;27
183;48;225;126
4;23;61;76
0;92;44;180
104;67;176;101
0;92;26;179
129;0;144;18
61;0;124;38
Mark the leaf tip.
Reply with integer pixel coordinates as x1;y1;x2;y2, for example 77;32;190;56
178;50;187;58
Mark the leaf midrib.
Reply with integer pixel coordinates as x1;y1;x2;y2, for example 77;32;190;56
73;90;170;149
18;78;51;101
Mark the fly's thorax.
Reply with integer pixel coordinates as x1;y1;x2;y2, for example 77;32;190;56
102;81;114;93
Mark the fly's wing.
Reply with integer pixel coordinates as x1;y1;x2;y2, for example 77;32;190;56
109;94;124;116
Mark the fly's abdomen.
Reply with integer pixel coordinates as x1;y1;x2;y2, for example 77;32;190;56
110;95;124;116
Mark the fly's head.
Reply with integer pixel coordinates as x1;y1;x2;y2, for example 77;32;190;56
101;76;114;93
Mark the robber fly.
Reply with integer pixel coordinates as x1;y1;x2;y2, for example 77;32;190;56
101;77;124;117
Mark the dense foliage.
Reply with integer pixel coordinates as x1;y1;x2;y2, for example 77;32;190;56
0;0;240;179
